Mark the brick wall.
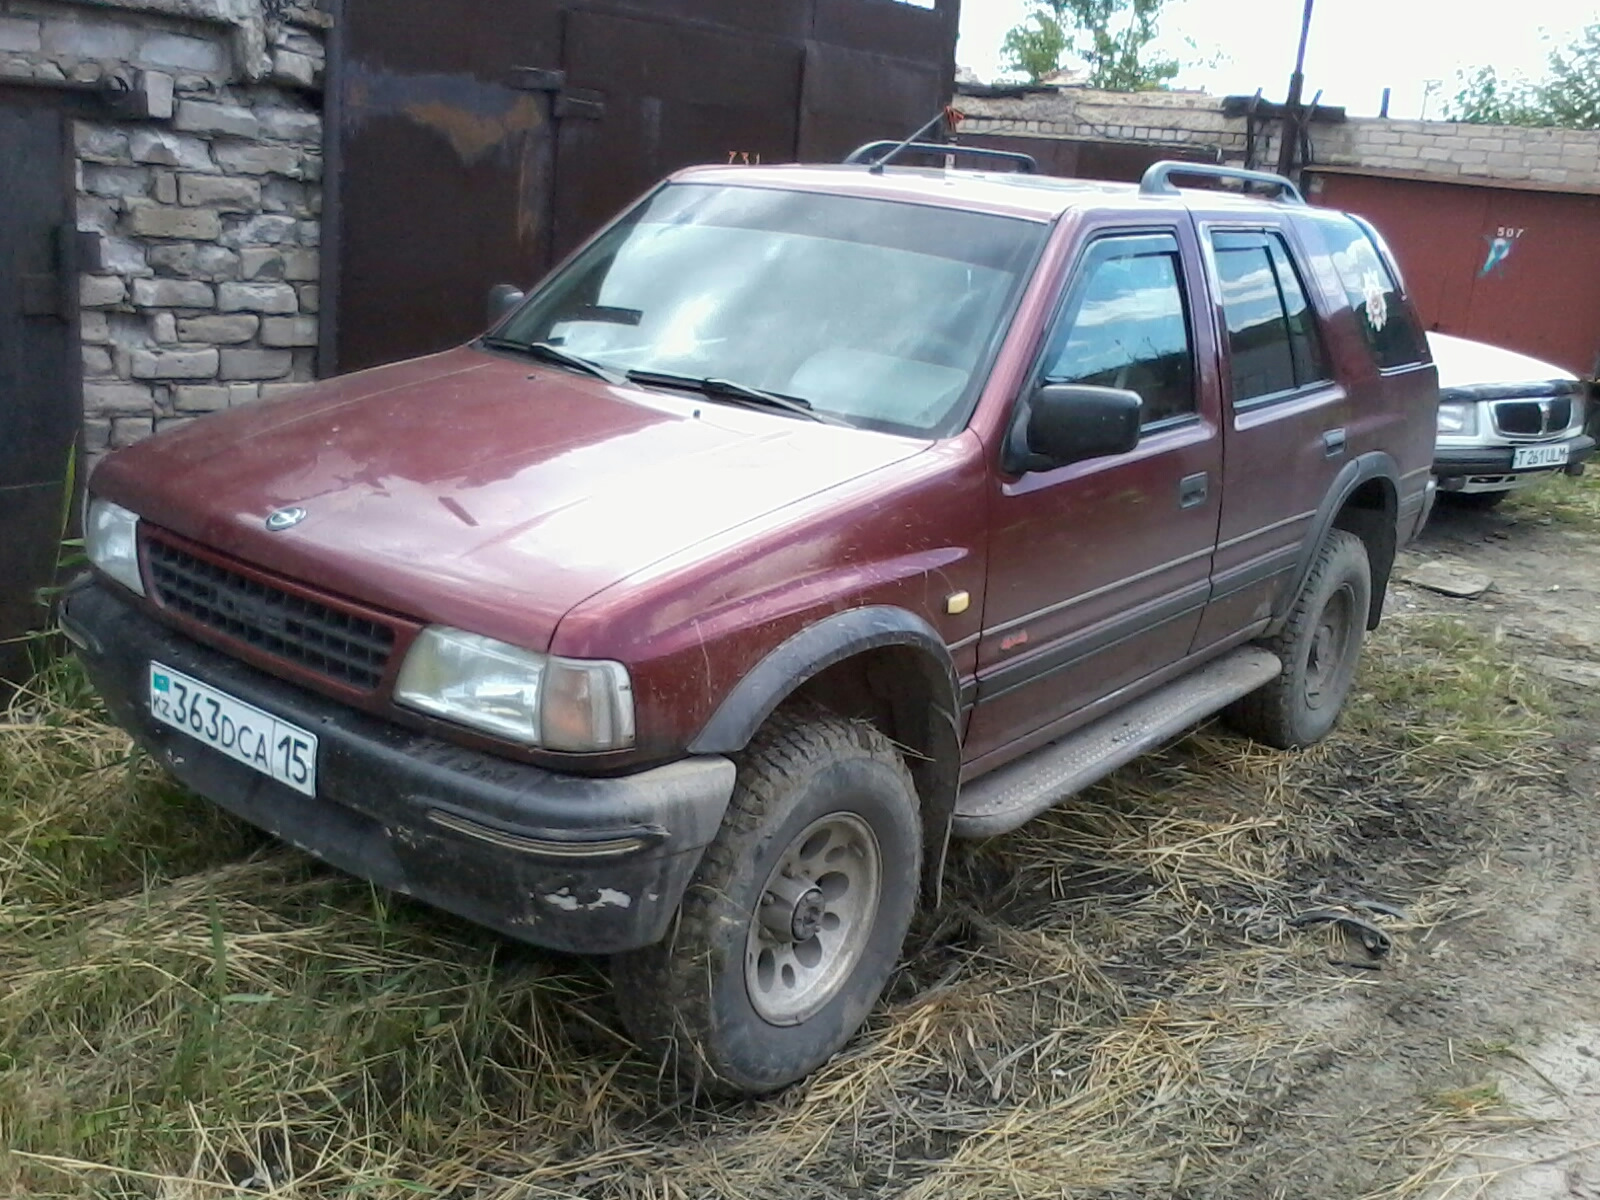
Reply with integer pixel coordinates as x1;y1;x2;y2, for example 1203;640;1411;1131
0;0;326;462
959;89;1600;193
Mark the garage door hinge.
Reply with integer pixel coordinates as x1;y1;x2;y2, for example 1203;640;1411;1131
554;89;605;121
507;66;567;92
20;227;103;319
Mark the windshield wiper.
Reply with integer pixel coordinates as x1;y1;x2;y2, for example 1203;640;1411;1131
480;337;627;385
626;370;845;426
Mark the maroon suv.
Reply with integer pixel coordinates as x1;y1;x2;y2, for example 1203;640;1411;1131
67;156;1437;1093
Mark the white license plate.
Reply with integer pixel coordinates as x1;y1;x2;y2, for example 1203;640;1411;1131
148;663;318;796
1512;444;1569;470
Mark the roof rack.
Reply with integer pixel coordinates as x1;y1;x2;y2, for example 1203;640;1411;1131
1139;160;1304;204
844;140;1039;174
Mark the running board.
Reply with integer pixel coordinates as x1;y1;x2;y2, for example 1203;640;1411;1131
952;646;1284;840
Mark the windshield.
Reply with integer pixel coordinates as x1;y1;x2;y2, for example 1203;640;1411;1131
494;183;1047;436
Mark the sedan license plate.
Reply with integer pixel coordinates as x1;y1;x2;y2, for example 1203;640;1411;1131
148;663;318;796
1512;444;1569;470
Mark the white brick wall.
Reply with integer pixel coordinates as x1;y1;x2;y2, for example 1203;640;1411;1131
1;0;328;461
958;88;1600;193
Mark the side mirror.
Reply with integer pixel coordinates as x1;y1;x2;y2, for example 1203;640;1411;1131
1011;383;1143;472
487;283;526;326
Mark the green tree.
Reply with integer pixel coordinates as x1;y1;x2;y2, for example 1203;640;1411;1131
1001;0;1180;91
1444;66;1539;125
1001;11;1069;84
1541;22;1600;129
1445;23;1600;129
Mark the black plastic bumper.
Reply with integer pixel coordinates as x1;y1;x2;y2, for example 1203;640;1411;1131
1434;433;1595;480
62;580;735;954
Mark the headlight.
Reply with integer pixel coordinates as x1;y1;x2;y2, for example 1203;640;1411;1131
85;498;145;596
1436;402;1478;436
395;626;634;751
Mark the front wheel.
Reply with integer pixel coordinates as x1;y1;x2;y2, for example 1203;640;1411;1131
1225;528;1372;749
612;707;921;1095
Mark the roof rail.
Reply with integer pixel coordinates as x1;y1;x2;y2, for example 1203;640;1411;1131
844;140;1038;175
1139;160;1304;204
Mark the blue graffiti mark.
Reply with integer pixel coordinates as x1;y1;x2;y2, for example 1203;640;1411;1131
1480;235;1515;277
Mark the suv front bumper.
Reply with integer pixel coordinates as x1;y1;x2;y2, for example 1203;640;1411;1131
1434;432;1595;484
61;580;735;955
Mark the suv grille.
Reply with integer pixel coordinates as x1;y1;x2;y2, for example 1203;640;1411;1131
146;538;397;691
1494;396;1572;437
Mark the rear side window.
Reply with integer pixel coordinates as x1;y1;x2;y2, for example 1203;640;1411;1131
1040;233;1195;427
1211;230;1330;404
1320;217;1428;369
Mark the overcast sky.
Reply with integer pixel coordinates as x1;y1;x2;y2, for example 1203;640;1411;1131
956;0;1599;119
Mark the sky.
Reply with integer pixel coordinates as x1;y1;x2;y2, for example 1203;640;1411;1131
956;0;1600;119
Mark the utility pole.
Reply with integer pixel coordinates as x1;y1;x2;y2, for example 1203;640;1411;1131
1276;0;1315;180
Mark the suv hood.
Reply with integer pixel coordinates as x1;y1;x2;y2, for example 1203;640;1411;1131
1428;331;1577;389
93;347;930;650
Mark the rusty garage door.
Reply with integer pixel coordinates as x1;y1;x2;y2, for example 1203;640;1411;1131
0;96;78;683
324;2;563;374
1311;170;1600;378
551;7;808;261
323;0;957;375
958;131;1218;182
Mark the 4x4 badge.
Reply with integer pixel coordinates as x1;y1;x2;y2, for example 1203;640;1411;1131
266;506;307;531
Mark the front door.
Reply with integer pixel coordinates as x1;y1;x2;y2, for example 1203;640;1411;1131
966;224;1223;774
0;99;77;683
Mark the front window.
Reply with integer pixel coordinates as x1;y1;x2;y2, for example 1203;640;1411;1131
1038;232;1197;428
495;183;1046;436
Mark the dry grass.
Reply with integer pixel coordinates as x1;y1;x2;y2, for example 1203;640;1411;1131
0;612;1555;1199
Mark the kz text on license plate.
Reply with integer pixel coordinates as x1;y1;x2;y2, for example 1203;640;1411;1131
148;663;318;796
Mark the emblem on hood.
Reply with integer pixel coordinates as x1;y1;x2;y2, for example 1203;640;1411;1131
265;506;308;531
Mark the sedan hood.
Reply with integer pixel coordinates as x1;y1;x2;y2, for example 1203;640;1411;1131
1428;332;1578;389
93;347;930;650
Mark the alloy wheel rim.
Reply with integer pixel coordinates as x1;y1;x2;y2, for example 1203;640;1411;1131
744;811;882;1026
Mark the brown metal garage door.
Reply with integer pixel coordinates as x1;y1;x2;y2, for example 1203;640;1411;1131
1311;170;1600;378
0;97;77;684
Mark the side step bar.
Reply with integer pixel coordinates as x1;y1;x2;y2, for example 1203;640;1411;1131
952;646;1284;840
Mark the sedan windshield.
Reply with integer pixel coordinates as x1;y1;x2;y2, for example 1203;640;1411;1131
494;182;1047;436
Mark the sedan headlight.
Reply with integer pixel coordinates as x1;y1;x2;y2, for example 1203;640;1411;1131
395;626;635;751
85;498;145;596
1436;402;1478;436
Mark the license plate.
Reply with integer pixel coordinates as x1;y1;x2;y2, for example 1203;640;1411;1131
148;663;318;796
1512;444;1569;470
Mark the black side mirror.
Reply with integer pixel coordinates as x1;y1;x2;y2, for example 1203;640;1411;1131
487;283;526;326
1008;383;1143;473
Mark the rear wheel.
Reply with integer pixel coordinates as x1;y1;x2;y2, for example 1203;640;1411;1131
1225;528;1371;749
612;707;921;1095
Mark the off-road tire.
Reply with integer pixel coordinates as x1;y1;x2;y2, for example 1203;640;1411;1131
612;706;921;1095
1224;528;1372;749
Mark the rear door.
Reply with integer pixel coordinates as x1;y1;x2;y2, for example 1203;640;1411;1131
1193;223;1347;650
966;223;1223;773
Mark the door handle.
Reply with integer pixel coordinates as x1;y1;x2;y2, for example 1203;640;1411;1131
1323;427;1347;458
1179;471;1209;509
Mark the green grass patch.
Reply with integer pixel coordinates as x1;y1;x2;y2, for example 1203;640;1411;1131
1503;468;1600;530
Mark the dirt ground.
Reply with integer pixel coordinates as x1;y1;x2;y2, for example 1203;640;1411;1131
1220;493;1600;1200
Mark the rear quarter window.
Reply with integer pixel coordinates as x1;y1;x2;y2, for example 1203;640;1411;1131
1317;216;1428;370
